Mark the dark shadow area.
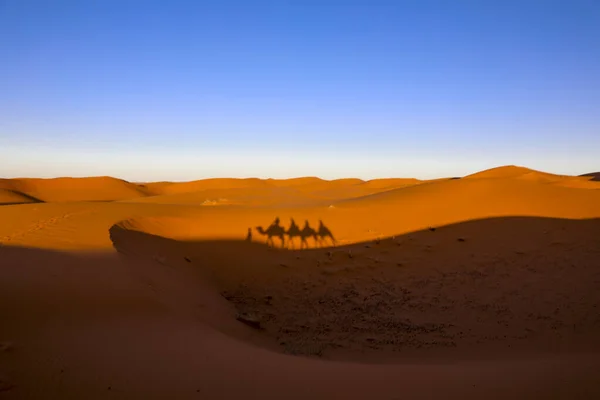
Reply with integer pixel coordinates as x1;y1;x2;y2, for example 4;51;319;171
109;215;600;363
0;202;38;206
252;217;337;249
580;172;600;182
3;232;600;400
3;216;600;398
0;189;44;206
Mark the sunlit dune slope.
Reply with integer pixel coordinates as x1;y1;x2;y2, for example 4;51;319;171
0;177;151;202
124;186;326;207
3;165;598;250
463;165;538;179
266;177;326;187
359;178;421;189
463;165;600;189
111;169;600;250
279;178;423;201
331;175;600;237
144;178;272;195
3;165;595;206
129;177;425;205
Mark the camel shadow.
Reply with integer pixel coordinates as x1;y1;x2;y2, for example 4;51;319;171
253;217;336;250
255;217;286;248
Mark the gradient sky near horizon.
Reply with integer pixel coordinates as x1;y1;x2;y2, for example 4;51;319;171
1;0;599;181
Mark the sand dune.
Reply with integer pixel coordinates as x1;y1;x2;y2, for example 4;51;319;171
1;165;600;399
463;165;542;179
464;165;600;189
0;177;151;202
144;177;272;196
128;177;425;206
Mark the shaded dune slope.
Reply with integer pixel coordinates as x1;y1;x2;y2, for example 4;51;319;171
109;215;600;362
0;188;42;205
135;177;425;205
581;172;600;182
3;245;600;399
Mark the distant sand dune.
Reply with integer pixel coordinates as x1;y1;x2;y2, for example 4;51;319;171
463;165;541;179
0;177;151;202
144;177;272;195
4;166;596;206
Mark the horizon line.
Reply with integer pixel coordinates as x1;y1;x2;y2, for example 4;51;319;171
2;165;599;184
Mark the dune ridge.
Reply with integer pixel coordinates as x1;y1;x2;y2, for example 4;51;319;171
3;165;598;206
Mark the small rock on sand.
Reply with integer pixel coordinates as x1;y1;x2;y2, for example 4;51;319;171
236;312;261;329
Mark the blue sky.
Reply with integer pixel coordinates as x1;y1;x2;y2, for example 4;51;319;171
1;0;599;180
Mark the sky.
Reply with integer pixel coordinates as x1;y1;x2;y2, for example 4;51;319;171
1;0;599;181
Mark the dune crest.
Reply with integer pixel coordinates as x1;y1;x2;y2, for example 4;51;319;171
463;165;539;179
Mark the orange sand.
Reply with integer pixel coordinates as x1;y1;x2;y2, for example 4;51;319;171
1;165;600;399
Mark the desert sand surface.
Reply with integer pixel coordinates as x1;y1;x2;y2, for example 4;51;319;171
1;165;600;399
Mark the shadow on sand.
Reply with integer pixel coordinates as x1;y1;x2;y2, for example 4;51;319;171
0;189;44;206
253;217;336;249
580;172;600;182
4;215;600;398
107;215;600;363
